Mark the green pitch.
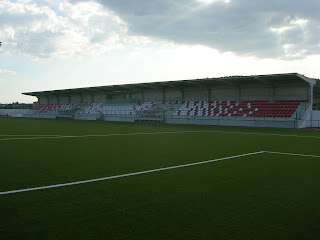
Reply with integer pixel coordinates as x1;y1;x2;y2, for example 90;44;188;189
1;117;320;239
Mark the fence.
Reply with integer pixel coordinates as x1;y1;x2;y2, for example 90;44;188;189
302;120;320;128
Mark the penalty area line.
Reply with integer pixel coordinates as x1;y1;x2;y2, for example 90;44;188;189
0;151;265;196
264;151;320;158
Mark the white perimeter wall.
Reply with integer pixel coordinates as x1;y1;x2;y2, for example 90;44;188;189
310;110;320;127
299;110;320;128
0;109;31;116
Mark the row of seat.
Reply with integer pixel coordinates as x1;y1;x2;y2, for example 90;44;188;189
33;99;308;118
34;104;82;113
75;101;180;115
174;100;308;118
78;102;156;115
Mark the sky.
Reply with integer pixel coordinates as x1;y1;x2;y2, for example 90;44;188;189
1;0;320;103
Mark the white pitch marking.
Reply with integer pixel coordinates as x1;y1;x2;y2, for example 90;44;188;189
209;130;320;139
0;130;209;141
0;135;63;137
264;151;320;158
0;130;320;141
0;151;265;196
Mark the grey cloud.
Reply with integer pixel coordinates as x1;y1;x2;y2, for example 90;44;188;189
0;1;126;58
73;0;320;58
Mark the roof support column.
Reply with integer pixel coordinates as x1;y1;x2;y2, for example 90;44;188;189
47;95;51;104
207;87;211;102
67;95;71;104
162;90;165;102
57;95;60;104
181;89;184;102
141;91;144;104
80;93;84;104
236;86;241;102
310;83;314;106
104;93;108;104
270;85;275;102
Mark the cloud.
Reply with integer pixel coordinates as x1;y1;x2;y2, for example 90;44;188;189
72;0;320;59
0;0;128;58
0;69;16;75
2;0;320;59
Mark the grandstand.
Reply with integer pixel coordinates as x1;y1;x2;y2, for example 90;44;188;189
22;73;318;128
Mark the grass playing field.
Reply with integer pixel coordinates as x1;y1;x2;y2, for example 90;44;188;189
1;117;320;239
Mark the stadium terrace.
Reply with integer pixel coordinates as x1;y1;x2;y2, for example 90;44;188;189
21;73;318;128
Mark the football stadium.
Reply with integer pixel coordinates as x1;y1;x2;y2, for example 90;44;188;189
1;73;320;239
19;73;319;128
